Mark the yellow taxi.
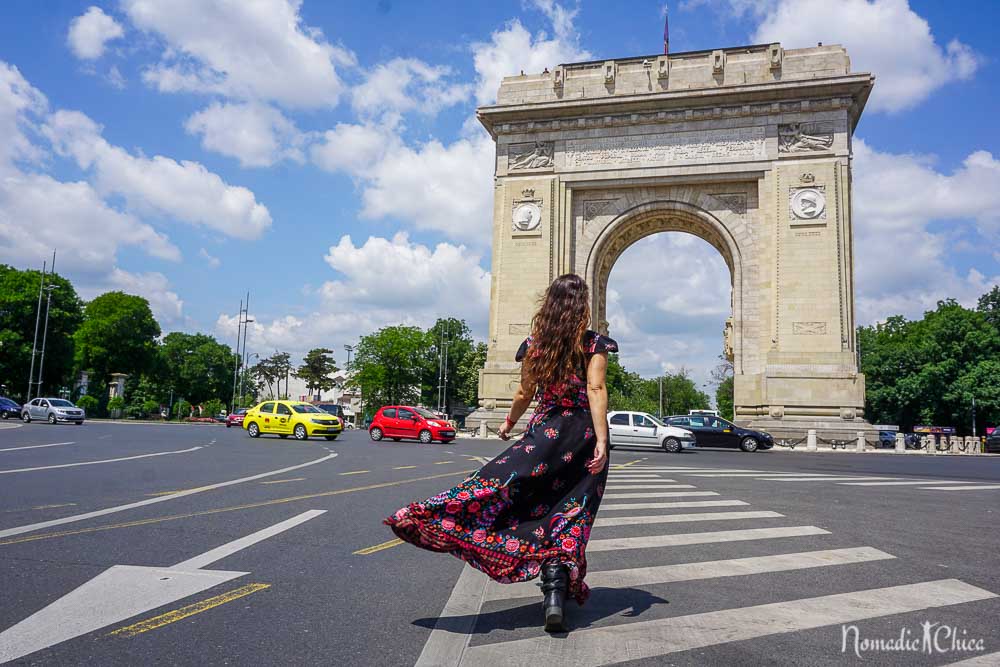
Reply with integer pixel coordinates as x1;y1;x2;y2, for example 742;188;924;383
243;400;343;441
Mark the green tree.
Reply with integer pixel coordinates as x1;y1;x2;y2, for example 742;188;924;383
159;332;237;407
859;295;1000;432
74;292;160;388
455;341;488;407
351;325;428;408
295;348;339;399
715;376;735;421
605;354;710;416
978;285;1000;331
423;318;476;413
0;264;83;400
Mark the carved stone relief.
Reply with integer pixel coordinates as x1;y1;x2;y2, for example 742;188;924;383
789;186;826;221
564;126;766;170
792;321;827;335
582;199;616;223
778;122;834;153
508;323;531;335
508;141;554;170
713;193;747;216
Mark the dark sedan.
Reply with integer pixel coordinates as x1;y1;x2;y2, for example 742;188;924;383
0;397;21;420
985;430;1000;454
665;414;774;452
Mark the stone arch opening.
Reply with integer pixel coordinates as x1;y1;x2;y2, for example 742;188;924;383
585;200;745;375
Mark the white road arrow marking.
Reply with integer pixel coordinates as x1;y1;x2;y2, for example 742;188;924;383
0;509;325;664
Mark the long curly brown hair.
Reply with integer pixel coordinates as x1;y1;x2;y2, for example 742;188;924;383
523;274;591;389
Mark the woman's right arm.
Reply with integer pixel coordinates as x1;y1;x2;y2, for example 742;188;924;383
498;365;537;440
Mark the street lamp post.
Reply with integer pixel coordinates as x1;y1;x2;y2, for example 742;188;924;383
230;297;244;410
658;376;664;419
35;267;58;398
26;259;46;402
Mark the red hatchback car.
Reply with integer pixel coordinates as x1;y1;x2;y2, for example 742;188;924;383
369;406;456;444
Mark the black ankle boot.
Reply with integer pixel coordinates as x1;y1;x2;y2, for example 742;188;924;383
540;562;569;632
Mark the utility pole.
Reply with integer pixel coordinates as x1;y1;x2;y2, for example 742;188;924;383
658;376;664;419
36;250;57;397
972;395;977;438
442;327;450;417
230;297;244;410
239;292;252;401
26;259;46;402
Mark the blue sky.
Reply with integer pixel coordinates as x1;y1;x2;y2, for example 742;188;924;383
1;0;998;390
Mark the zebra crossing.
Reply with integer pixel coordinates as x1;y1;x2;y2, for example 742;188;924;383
414;465;998;666
617;465;1000;492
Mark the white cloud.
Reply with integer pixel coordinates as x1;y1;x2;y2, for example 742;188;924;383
727;0;980;113
852;139;1000;321
185;102;303;168
351;58;471;117
0;172;180;276
309;119;400;175
0;62;48;172
472;0;590;105
43;109;272;237
215;233;491;359
67;6;124;60
199;247;221;269
122;0;355;109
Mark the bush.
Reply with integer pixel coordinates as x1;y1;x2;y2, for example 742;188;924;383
202;398;225;418
107;396;125;419
173;399;191;420
142;399;160;417
76;395;99;412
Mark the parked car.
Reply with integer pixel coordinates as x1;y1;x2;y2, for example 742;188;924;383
369;406;456;444
878;430;898;448
242;400;343;441
608;411;696;453
664;414;773;452
21;397;85;425
226;408;248;428
985;430;1000;454
0;397;21;420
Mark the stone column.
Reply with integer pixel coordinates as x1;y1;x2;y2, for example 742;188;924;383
806;429;817;452
894;432;905;453
928;435;938;455
479;420;488;439
856;431;865;453
949;435;961;454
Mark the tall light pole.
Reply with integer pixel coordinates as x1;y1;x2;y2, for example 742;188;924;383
658;376;664;419
26;259;47;402
230;297;244;410
241;352;259;402
343;344;353;370
36;250;57;397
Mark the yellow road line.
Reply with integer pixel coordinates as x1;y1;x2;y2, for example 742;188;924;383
108;583;270;638
0;469;474;547
146;487;207;497
259;477;305;485
338;470;369;476
434;461;454;465
353;538;404;555
393;465;417;470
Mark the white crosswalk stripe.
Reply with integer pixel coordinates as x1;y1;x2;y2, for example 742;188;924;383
459;580;996;666
603;491;720;499
599;500;749;511
415;474;997;667
838;480;969;486
594;510;784;528
918;484;1000;491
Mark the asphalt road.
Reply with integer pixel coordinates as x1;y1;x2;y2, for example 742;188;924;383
0;420;998;666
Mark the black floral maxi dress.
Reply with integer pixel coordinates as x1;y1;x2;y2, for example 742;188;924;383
385;330;619;605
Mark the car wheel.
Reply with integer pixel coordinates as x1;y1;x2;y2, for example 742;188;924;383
324;435;337;441
48;413;57;425
662;437;681;453
419;430;433;444
1;412;7;420
370;427;384;441
740;436;759;452
22;412;31;423
294;425;308;440
247;422;260;438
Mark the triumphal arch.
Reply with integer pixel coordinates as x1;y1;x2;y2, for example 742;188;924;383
473;43;875;438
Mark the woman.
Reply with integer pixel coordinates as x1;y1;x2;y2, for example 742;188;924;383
385;274;617;632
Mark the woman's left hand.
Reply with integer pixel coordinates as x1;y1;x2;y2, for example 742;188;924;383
587;441;608;474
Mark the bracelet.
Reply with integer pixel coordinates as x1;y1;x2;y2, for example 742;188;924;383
504;415;515;427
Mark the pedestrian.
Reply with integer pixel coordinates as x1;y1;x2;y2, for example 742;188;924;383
385;274;617;632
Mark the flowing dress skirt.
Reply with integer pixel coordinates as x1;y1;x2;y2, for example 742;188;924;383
385;406;609;604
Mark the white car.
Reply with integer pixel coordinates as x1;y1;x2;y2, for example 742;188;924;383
608;411;696;453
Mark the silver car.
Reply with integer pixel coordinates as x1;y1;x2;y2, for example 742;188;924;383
608;410;696;453
22;398;85;425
